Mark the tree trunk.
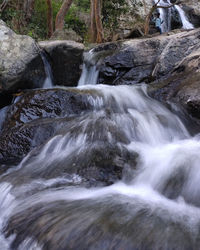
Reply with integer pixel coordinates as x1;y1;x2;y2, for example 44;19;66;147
55;0;73;31
23;0;35;23
90;0;97;42
46;0;53;37
144;6;156;35
0;0;9;13
94;0;104;43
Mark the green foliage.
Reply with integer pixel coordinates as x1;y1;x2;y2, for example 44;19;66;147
102;0;128;31
74;0;90;12
0;0;130;41
64;4;87;38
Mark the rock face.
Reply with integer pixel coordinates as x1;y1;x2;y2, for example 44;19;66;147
0;20;45;94
149;48;200;120
0;88;92;166
39;40;84;87
97;28;200;86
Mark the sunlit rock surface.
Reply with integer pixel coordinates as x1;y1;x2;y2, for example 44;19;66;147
0;20;45;93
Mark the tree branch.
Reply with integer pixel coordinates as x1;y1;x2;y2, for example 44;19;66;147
0;0;9;13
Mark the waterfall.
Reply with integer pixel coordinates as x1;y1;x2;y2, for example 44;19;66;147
40;52;54;88
78;49;99;86
174;5;194;29
2;81;200;248
154;0;193;33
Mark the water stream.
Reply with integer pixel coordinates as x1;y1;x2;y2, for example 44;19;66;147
1;82;200;249
40;52;54;88
78;49;99;86
155;0;194;32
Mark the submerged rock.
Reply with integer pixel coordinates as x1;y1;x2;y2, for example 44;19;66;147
0;20;45;94
5;195;199;250
39;40;84;87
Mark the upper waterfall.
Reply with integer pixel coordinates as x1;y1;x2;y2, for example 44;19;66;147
155;0;194;33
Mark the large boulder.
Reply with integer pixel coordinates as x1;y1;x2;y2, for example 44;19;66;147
149;48;200;120
39;40;84;87
97;28;200;85
0;20;45;94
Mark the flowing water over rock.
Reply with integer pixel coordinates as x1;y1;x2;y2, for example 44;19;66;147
155;0;194;32
1;83;200;249
78;49;100;86
41;52;54;88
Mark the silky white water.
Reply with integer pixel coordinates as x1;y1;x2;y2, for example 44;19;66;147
1;84;200;249
40;52;54;88
175;4;194;30
78;49;100;86
155;0;194;32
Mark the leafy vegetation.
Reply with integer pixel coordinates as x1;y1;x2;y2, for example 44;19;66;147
0;0;131;42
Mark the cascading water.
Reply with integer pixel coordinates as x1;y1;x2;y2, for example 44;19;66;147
154;0;193;33
174;5;194;30
1;80;200;249
40;52;54;88
78;49;100;86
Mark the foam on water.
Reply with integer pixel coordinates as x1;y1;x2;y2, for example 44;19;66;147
1;84;200;248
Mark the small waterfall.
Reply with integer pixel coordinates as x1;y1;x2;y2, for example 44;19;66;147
78;49;99;86
174;5;194;29
40;52;54;88
154;0;193;33
2;83;200;248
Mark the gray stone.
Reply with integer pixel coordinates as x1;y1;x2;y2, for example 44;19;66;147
0;20;45;93
51;28;83;43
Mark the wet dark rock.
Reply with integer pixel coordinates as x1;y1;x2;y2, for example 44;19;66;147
97;28;200;86
0;88;93;166
0;20;45;94
149;49;200;120
39;40;84;87
0;92;13;109
58;143;137;186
